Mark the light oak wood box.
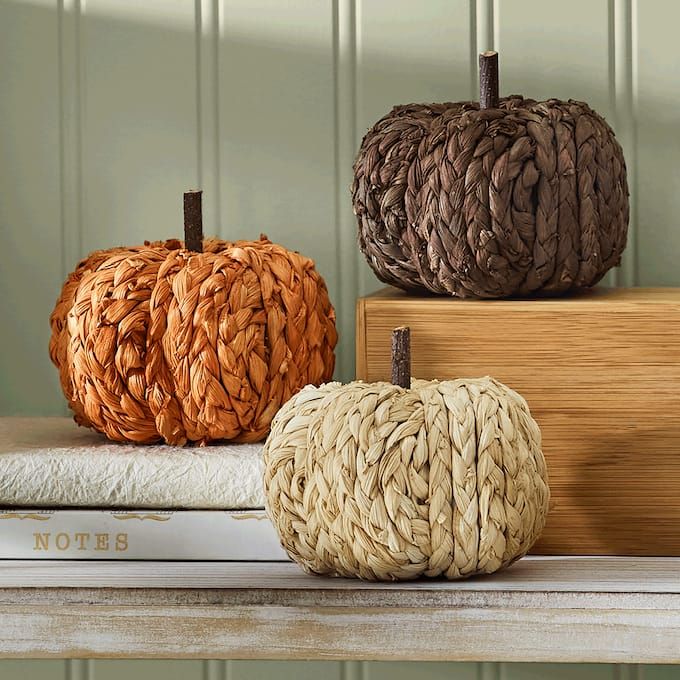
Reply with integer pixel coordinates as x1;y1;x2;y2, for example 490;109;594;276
356;287;680;556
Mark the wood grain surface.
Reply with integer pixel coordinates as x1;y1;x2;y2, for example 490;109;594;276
2;556;679;592
1;558;680;662
356;287;680;556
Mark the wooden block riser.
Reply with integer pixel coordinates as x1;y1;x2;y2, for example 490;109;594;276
356;287;680;556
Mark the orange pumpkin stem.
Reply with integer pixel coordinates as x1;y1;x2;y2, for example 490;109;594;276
479;50;499;109
183;190;203;253
391;326;411;389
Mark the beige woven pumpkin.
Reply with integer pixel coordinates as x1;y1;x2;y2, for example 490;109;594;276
263;328;550;581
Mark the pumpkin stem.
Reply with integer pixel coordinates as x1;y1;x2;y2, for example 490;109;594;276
391;326;411;389
479;50;499;109
183;190;203;253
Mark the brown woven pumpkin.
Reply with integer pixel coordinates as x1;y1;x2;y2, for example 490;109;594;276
49;191;338;445
352;52;629;298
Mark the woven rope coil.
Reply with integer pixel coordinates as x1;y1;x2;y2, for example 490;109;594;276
50;236;337;445
263;376;549;581
352;97;629;298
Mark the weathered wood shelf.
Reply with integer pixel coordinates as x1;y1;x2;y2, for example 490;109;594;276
1;556;679;662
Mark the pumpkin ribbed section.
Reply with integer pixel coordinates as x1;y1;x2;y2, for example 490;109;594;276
264;377;549;581
50;237;337;445
352;97;629;298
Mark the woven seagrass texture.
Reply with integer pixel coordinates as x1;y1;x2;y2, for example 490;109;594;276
49;236;337;445
263;377;550;581
352;97;629;298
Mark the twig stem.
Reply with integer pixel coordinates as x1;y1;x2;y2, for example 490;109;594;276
479;51;499;109
183;190;203;252
391;327;411;389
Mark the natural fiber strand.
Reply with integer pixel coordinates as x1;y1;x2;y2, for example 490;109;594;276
263;377;549;581
352;97;629;298
50;237;337;445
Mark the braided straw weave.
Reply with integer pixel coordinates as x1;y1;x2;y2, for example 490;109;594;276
264;377;549;581
50;236;337;445
352;97;629;298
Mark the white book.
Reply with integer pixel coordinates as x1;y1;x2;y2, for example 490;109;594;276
0;508;289;561
0;418;265;510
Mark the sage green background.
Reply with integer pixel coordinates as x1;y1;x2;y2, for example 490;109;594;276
0;0;678;677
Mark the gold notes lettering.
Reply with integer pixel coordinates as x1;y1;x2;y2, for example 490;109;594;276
75;532;90;550
55;532;70;550
115;533;128;552
32;532;129;552
33;533;49;551
95;533;109;551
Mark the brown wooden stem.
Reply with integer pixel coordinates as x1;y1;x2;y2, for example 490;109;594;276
479;51;499;109
391;326;411;389
183;190;203;252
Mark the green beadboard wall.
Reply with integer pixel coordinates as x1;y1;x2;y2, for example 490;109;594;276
0;0;678;677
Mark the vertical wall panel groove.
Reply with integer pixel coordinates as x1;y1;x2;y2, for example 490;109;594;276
195;0;202;185
58;0;84;277
614;665;640;680
492;0;499;54
197;0;221;236
66;659;91;680
333;0;358;382
604;0;617;288
630;0;638;287
216;0;227;239
203;660;227;680
481;661;501;680
353;0;370;300
58;0;84;417
613;0;637;287
342;660;363;680
469;0;478;98
476;0;494;52
608;0;617;122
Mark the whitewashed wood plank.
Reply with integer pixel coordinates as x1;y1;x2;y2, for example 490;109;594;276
79;0;198;252
0;0;63;415
1;601;679;662
0;557;678;594
3;558;679;661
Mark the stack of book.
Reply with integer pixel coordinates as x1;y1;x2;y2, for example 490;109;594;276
0;417;287;561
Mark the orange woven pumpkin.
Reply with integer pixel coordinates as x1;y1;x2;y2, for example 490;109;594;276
49;191;337;445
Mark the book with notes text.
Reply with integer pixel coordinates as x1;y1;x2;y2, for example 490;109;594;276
0;508;288;560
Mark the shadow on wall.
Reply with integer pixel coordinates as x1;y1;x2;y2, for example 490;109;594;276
0;0;662;416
